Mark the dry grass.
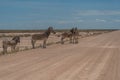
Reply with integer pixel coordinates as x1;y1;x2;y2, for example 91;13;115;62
0;30;114;55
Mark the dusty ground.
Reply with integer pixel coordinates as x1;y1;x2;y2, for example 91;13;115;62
0;30;120;80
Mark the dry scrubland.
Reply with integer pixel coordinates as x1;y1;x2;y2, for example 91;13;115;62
1;30;120;80
0;30;111;53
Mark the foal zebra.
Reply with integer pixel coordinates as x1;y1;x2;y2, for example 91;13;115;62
31;27;56;48
61;32;73;44
61;27;79;44
2;36;20;54
72;27;79;44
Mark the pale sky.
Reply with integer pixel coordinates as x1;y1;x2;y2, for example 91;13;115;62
0;0;120;29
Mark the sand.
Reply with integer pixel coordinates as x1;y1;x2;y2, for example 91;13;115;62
0;30;120;80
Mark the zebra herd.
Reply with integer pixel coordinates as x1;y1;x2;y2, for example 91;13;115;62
2;27;79;54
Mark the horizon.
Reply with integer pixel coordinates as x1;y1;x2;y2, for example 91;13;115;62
0;0;120;30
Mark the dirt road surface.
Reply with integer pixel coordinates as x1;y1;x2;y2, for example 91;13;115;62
0;31;120;80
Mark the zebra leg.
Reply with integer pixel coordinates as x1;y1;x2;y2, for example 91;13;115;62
61;37;64;44
2;45;5;55
75;35;79;44
72;35;75;44
3;45;7;54
76;33;79;44
31;39;36;49
43;39;47;48
11;46;16;52
74;35;77;44
11;46;13;52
